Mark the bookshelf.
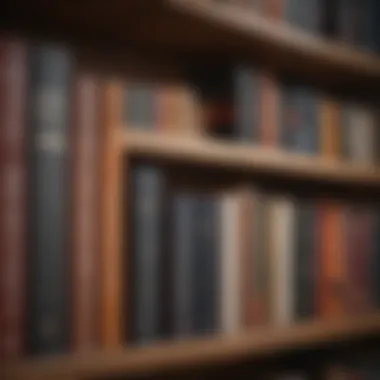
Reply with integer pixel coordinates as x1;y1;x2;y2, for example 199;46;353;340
121;130;380;187
4;313;380;380
2;0;380;379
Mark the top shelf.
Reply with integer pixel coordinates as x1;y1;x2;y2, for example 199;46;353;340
4;0;380;88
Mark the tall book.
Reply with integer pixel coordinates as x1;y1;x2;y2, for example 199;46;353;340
318;202;346;319
0;37;27;358
260;73;279;147
71;73;100;350
220;192;242;333
336;0;361;46
172;194;219;337
280;85;319;155
320;96;341;159
242;190;271;327
123;82;156;130
27;45;72;353
345;205;373;314
295;200;317;321
129;165;164;344
268;196;296;326
234;66;260;143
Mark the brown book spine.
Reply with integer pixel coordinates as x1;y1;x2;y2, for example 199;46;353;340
345;205;373;315
0;37;27;358
100;81;123;347
71;73;100;350
241;190;269;327
318;202;346;319
260;73;278;147
320;96;341;159
266;0;284;20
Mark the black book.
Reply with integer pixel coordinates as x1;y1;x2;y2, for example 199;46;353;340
295;200;316;320
172;194;219;337
129;164;165;344
27;45;72;354
234;66;261;143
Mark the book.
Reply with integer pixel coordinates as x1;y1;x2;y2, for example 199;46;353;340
129;165;164;344
318;202;346;319
335;0;361;46
0;37;27;358
260;73;279;147
284;0;322;34
234;66;261;143
295;200;316;321
320;96;341;159
123;82;156;130
345;205;373;314
341;103;376;165
268;196;296;325
27;44;72;354
71;73;100;350
220;192;242;333
370;209;380;308
280;85;319;154
243;190;271;327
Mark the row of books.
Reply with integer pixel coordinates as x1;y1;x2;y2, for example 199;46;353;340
224;0;380;53
121;65;379;166
129;164;380;343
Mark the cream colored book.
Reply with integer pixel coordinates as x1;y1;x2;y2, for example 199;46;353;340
268;195;296;326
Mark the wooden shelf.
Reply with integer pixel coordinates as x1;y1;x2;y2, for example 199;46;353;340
120;130;380;187
4;313;380;380
5;0;380;88
168;0;380;88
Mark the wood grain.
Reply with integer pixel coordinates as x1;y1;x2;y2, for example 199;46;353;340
4;313;380;380
120;130;380;187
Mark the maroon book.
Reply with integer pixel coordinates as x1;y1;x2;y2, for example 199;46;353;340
0;36;27;358
71;72;100;350
345;204;373;315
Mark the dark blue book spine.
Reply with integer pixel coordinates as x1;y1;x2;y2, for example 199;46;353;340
129;165;163;344
234;66;260;142
295;201;316;320
28;45;72;354
280;85;318;154
285;0;322;34
123;83;156;129
172;195;195;337
191;197;219;335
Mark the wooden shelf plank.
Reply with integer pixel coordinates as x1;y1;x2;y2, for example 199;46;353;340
168;0;380;87
120;130;380;187
4;313;380;379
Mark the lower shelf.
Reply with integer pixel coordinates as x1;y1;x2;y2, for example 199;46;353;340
4;313;380;380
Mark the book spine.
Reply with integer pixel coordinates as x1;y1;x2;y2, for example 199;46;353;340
295;200;316;320
317;202;346;319
345;206;373;314
260;73;278;146
285;0;322;34
320;96;341;159
268;196;295;326
123;83;156;130
0;37;27;359
371;209;380;308
281;86;318;154
191;197;219;335
28;45;72;353
71;73;100;350
129;165;163;344
220;193;241;333
336;0;360;46
234;67;260;142
172;195;195;337
265;0;284;19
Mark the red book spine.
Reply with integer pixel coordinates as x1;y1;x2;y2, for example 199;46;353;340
71;73;100;350
0;37;27;359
